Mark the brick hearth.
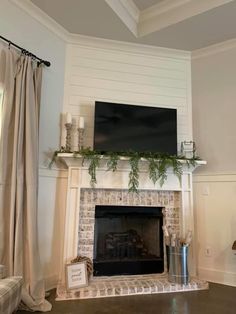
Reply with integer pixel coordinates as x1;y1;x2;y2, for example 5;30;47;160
56;274;208;300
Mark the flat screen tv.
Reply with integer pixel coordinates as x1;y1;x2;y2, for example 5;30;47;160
94;101;177;155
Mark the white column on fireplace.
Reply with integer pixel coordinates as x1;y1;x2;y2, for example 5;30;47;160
58;154;206;284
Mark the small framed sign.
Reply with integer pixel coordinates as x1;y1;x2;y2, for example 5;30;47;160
66;262;88;290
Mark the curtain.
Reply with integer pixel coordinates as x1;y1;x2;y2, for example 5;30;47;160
0;44;51;311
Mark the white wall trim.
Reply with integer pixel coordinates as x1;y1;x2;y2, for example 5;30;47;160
121;0;140;21
193;173;236;183
139;0;234;37
186;58;193;141
140;0;191;22
105;0;139;37
192;37;236;59
68;33;191;60
39;167;68;179
198;267;236;287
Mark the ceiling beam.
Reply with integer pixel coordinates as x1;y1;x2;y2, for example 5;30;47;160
138;0;235;37
105;0;140;37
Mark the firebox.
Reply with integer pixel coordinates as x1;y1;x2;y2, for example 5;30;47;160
93;205;164;276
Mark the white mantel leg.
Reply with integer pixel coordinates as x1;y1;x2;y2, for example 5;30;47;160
181;171;196;276
59;167;81;284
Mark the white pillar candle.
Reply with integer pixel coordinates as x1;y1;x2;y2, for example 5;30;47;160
79;116;84;129
65;112;72;124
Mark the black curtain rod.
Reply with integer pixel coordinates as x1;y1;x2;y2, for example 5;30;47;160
0;35;51;67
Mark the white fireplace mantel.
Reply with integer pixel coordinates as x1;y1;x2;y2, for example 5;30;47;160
57;153;206;283
58;153;206;168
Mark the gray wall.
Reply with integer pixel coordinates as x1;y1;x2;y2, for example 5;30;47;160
0;0;66;167
192;46;236;286
192;48;236;174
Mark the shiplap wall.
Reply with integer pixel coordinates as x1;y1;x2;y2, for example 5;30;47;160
62;40;192;151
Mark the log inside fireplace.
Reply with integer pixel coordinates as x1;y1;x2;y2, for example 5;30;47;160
93;205;164;276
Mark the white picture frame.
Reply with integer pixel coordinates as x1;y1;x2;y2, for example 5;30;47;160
65;262;88;290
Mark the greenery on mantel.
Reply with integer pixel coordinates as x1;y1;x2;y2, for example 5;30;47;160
50;147;201;193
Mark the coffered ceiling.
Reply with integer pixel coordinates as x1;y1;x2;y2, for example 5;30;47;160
133;0;164;10
29;0;236;51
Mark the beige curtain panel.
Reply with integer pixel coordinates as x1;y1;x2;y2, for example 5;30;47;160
0;43;51;311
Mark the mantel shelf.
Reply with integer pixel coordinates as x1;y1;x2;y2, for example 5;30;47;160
57;153;206;172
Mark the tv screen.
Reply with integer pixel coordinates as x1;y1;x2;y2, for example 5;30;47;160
94;101;177;155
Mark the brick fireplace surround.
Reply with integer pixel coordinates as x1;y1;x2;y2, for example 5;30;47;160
56;155;208;300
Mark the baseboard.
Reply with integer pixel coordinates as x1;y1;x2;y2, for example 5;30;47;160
198;267;236;287
45;274;58;291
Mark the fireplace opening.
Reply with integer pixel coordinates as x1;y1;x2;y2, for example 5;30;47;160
93;205;164;276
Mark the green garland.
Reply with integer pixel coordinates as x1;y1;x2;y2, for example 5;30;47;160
50;147;200;193
128;152;140;193
106;152;119;172
85;152;100;187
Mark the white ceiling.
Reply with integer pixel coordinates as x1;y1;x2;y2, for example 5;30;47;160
30;0;236;51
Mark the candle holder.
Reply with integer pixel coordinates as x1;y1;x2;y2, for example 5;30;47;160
180;141;196;159
78;128;84;151
65;123;72;152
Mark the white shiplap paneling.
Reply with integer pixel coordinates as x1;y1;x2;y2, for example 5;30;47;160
63;42;192;151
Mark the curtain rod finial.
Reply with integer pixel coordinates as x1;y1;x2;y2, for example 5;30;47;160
43;60;51;67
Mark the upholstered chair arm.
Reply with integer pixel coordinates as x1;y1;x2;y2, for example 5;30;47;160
0;265;6;279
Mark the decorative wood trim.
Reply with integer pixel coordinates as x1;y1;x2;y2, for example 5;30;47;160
192;37;236;60
39;167;68;179
121;0;140;21
193;173;236;183
105;0;139;36
186;59;193;141
139;0;234;37
140;0;191;22
198;267;236;287
68;33;191;60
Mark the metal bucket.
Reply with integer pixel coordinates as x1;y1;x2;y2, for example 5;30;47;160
166;245;189;285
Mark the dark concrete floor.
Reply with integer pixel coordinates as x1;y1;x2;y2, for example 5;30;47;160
17;283;236;314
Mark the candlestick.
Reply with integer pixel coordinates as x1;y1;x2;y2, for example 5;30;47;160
79;116;84;129
65;122;72;151
78;128;84;151
65;112;72;124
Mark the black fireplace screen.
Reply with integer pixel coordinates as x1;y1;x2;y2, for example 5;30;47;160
93;205;164;276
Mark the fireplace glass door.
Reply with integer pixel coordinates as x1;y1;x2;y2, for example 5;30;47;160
93;205;164;276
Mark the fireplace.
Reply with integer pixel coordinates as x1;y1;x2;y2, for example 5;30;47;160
56;156;207;300
93;205;164;276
